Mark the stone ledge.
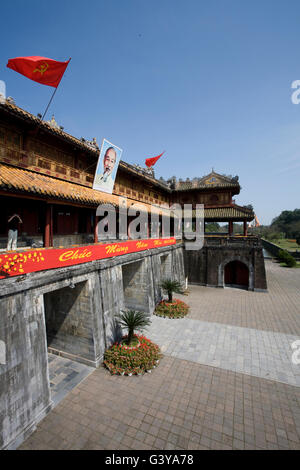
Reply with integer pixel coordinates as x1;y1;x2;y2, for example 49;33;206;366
0;244;183;298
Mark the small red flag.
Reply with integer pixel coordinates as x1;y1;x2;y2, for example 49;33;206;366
7;56;70;88
145;151;165;168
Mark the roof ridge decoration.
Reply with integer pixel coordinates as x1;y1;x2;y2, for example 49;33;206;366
0;99;99;153
0;100;171;191
119;160;172;191
0;101;243;195
174;171;240;191
197;170;239;185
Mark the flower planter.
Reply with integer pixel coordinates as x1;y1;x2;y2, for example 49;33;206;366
120;340;141;350
103;335;162;376
154;299;189;319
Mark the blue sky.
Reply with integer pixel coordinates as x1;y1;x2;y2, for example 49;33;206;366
1;0;300;224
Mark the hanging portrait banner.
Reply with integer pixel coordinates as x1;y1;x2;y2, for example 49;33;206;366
92;138;123;194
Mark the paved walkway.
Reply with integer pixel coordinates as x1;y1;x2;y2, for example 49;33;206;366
148;318;300;386
146;259;300;387
184;260;300;335
19;260;300;450
48;354;94;407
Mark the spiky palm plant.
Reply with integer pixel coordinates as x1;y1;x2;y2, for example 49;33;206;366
118;310;151;345
160;279;184;303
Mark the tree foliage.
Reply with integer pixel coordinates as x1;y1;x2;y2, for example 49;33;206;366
118;310;151;345
160;279;184;303
271;209;300;238
205;222;221;233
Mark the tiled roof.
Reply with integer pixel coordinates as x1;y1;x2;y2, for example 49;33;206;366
175;171;240;191
0;163;167;214
193;206;254;220
0;101;172;191
177;181;239;190
1;101;99;154
119;161;172;192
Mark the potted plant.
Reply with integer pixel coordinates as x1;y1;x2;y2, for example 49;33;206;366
118;309;151;346
103;310;161;376
154;278;189;319
160;278;184;303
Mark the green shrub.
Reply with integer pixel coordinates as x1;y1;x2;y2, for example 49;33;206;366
285;255;297;267
278;249;297;267
278;249;289;261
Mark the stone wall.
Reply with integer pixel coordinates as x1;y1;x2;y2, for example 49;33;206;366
122;258;154;312
44;275;104;366
262;238;300;260
0;292;52;450
0;243;184;450
184;237;267;291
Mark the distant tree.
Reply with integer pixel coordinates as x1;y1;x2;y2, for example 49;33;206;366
233;223;243;234
205;222;220;233
160;279;184;303
278;249;297;268
256;225;283;241
271;209;300;238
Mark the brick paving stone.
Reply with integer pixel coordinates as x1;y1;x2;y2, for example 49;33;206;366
21;354;300;451
181;260;300;335
18;261;300;451
147;317;300;387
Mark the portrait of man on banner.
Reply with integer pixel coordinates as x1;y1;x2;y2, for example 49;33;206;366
93;139;122;194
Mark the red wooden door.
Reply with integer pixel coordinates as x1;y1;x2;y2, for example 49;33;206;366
224;261;249;287
57;211;73;234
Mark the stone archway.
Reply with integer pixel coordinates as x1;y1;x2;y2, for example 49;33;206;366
224;260;249;288
218;256;254;290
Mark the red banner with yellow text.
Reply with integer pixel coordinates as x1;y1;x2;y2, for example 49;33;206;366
0;238;176;279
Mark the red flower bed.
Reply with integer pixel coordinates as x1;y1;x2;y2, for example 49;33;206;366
154;299;189;318
103;335;161;376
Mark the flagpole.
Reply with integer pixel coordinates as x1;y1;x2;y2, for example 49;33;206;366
41;87;58;121
36;57;71;131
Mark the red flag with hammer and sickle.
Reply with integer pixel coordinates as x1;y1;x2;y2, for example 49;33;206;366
7;56;70;88
145;151;165;168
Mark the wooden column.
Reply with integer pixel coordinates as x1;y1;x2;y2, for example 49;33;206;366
243;220;248;237
127;217;133;240
72;210;78;234
228;220;233;236
86;210;92;234
94;215;99;243
45;204;53;247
